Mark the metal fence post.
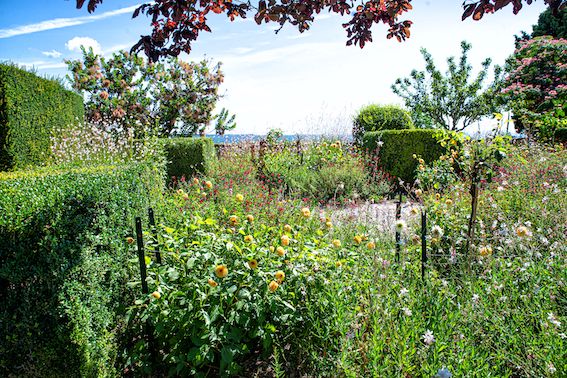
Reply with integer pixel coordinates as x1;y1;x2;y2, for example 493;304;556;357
135;217;148;293
395;191;402;263
421;210;427;280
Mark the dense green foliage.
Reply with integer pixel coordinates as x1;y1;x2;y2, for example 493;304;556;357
555;127;567;143
0;63;84;170
0;163;164;377
532;7;567;39
162;137;216;180
363;129;446;183
392;41;499;131
352;104;413;145
500;36;567;139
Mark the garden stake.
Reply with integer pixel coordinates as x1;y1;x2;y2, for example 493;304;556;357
148;208;162;264
395;191;402;263
421;210;427;280
135;217;148;294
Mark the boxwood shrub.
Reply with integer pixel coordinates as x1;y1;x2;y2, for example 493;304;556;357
363;129;445;183
353;104;413;145
162;137;216;180
0;162;164;377
0;63;84;171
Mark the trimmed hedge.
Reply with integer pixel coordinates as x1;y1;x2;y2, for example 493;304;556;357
555;127;567;144
353;104;413;145
162;137;216;180
363;129;445;183
0;162;164;377
0;63;84;170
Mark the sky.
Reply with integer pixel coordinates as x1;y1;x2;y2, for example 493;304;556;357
0;0;548;135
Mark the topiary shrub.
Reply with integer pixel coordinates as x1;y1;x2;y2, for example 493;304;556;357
162;137;216;180
0;63;84;171
353;104;413;145
0;162;164;377
363;129;445;183
554;127;567;144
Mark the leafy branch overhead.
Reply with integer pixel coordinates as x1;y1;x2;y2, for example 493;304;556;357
75;0;565;61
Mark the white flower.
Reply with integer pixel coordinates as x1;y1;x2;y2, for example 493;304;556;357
395;220;407;232
548;363;556;374
441;280;448;288
431;225;444;239
472;294;480;304
402;307;412;316
548;312;561;328
400;287;409;297
422;329;435;345
377;141;384;147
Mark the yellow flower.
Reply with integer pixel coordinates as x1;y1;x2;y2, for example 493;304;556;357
415;189;422;197
183;193;190;200
235;193;244;202
229;215;238;225
193;177;200;185
516;226;531;237
244;235;254;243
268;280;279;292
246;214;254;222
330;143;337;148
353;235;363;245
412;235;421;245
205;180;213;189
275;270;285;283
325;221;333;228
208;278;218;287
281;234;290;246
215;264;228;278
269;246;275;253
335;261;342;268
283;224;292;233
479;245;492;257
301;207;311;218
176;188;185;195
248;259;258;269
418;158;425;165
410;207;419;215
151;291;161;299
332;239;342;248
201;192;207;198
445;199;453;206
366;241;376;250
227;228;234;234
435;193;441;200
126;236;135;244
276;246;286;257
412;153;417;159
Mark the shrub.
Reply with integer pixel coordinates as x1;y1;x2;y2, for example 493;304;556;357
0;162;164;377
555;127;567;143
363;129;446;183
352;104;413;145
162;137;216;180
0;63;84;170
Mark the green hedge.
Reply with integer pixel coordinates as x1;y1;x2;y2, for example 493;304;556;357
363;129;445;183
162;137;216;180
0;63;84;171
353;104;413;145
554;127;567;143
0;162;164;377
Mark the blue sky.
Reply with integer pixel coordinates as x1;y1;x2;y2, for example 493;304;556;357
0;0;548;134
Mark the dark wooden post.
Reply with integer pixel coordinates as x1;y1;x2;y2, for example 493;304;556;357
136;217;148;293
395;191;402;263
421;210;427;280
148;208;161;264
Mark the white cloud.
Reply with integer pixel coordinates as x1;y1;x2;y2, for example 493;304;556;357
0;4;141;39
17;60;67;70
42;49;62;58
66;36;102;54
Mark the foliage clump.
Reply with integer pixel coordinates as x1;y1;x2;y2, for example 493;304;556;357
352;104;413;145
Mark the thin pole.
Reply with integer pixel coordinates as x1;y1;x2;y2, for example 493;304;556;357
395;191;402;263
421;210;427;280
135;217;148;294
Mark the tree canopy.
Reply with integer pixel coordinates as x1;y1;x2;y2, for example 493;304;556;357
75;0;566;61
532;6;567;38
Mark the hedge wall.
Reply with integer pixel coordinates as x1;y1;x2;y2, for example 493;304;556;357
363;129;445;183
162;137;216;180
0;162;164;377
353;104;413;145
0;63;84;171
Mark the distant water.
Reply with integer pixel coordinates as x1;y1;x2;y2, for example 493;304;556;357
205;134;351;144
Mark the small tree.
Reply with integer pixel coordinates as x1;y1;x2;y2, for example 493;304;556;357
392;41;499;131
213;108;237;136
66;48;224;138
499;36;567;139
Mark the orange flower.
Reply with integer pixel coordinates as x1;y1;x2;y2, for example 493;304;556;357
332;239;341;248
301;207;311;218
244;235;254;243
283;224;292;233
193;177;200;185
126;236;135;244
366;241;376;250
276;246;286;257
353;235;363;245
268;280;279;292
215;265;228;278
151;291;161;299
205;180;213;189
229;215;238;225
275;270;285;283
281;234;290;246
208;278;218;287
246;214;254;222
235;193;244;202
248;259;258;269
